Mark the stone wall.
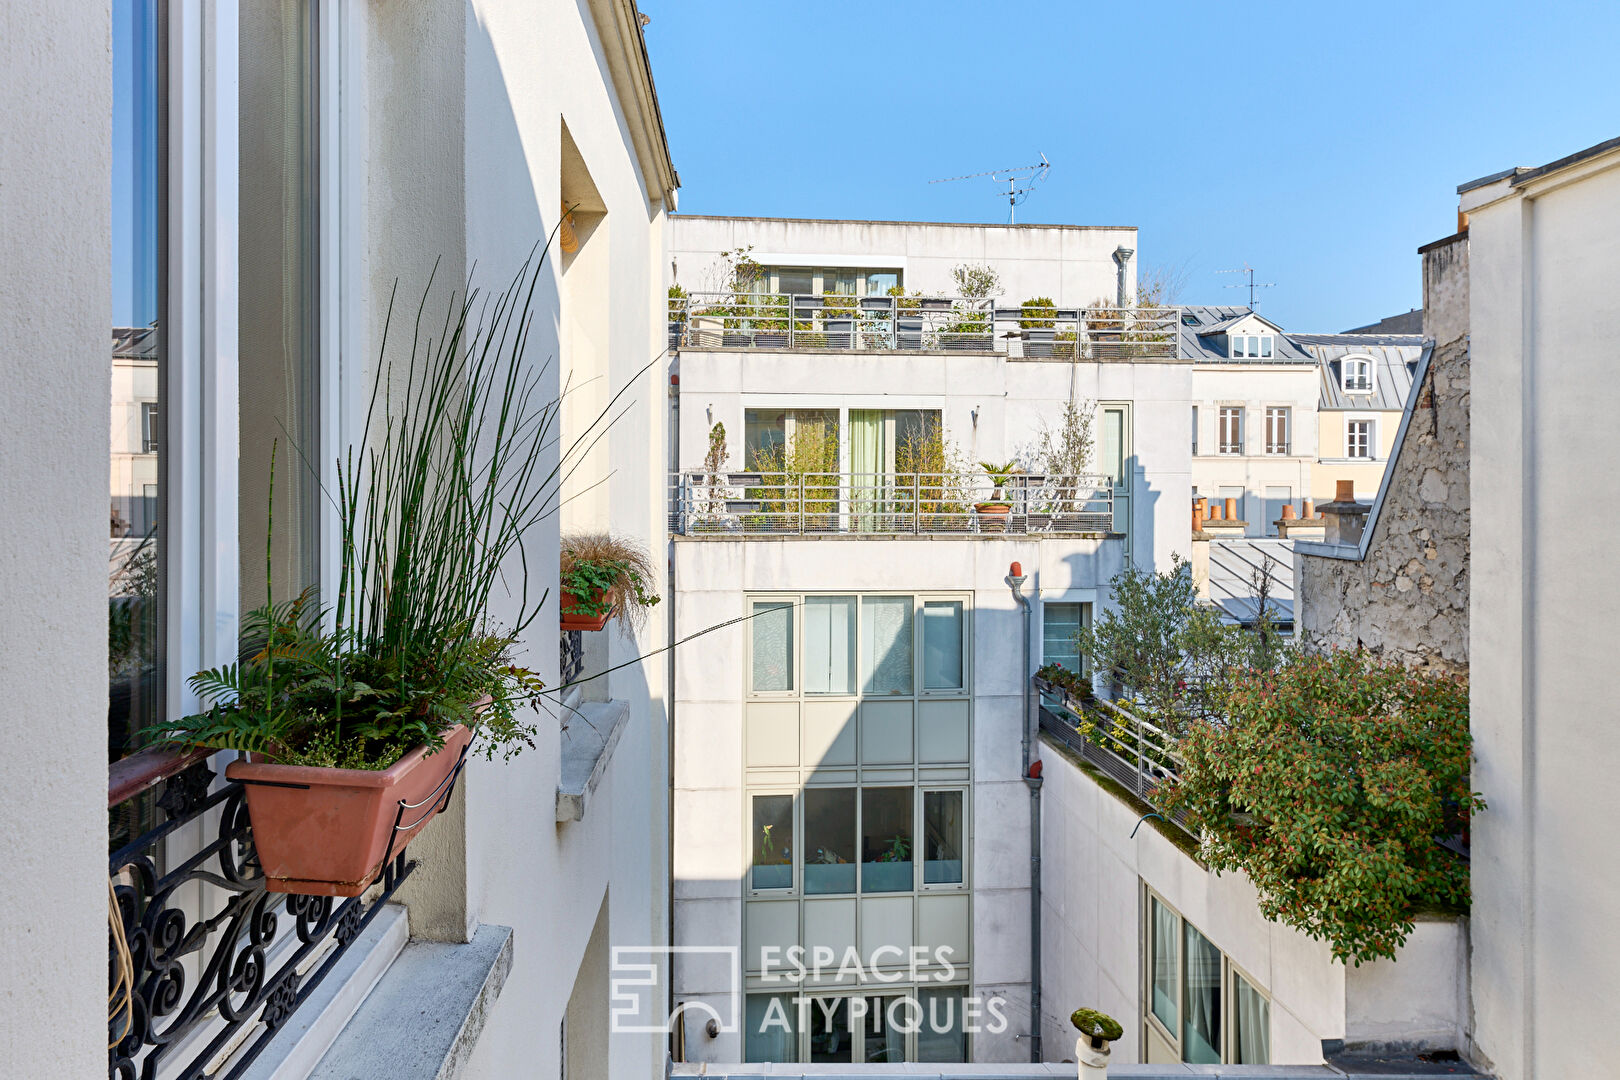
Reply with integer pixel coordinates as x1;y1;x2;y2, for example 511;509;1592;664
1296;233;1470;674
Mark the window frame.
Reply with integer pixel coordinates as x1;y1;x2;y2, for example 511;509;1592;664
1341;354;1375;394
1039;598;1092;678
1345;416;1377;460
1229;334;1274;359
742;986;974;1064
1217;406;1244;456
1142;885;1272;1066
1263;406;1291;456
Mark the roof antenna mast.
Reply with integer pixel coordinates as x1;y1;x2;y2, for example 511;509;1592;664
930;154;1052;224
1217;262;1276;310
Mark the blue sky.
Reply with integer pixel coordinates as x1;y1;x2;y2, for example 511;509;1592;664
638;0;1619;331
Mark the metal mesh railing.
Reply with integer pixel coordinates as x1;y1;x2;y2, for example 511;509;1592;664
669;471;1117;537
668;293;1180;360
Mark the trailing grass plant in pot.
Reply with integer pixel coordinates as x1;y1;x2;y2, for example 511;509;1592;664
560;534;661;632
147;248;572;896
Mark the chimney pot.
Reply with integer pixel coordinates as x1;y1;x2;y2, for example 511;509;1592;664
1208;502;1222;521
1334;480;1355;503
1223;497;1238;520
1281;503;1297;520
1302;498;1314;519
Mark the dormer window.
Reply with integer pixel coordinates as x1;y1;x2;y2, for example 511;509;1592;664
1342;355;1374;394
1230;334;1273;359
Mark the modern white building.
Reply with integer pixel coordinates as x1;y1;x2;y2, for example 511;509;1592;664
666;215;1184;1064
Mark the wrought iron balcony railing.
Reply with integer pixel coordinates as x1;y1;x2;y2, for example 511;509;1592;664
669;470;1119;537
107;745;457;1079
666;293;1181;360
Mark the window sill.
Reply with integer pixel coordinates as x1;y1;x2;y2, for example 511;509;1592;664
556;700;630;822
307;923;513;1080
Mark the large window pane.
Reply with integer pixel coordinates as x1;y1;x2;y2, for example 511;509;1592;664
1041;602;1087;677
751;601;794;692
1102;407;1127;484
751;795;793;890
240;0;321;610
864;270;901;296
807;996;851;1062
110;0;166;785
921;601;964;690
804;788;856;894
915;987;968;1062
745;409;787;469
745;993;799;1063
861;596;914;695
860;996;907;1062
1231;971;1270;1064
1182;922;1222;1064
861;787;913;893
922;791;964;884
1150;897;1178;1033
804;596;856;694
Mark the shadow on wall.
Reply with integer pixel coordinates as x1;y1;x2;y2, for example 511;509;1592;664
1127;455;1158;571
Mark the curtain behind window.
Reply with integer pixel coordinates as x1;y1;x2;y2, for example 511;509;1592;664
1231;973;1270;1064
1182;923;1222;1063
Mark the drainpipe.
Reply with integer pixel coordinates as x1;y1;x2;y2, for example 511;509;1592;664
1008;562;1043;1062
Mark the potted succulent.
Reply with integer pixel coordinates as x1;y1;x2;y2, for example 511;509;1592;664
976;461;1018;532
147;254;566;896
560;534;661;632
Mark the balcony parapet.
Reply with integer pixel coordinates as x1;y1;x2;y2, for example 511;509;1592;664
668;292;1180;361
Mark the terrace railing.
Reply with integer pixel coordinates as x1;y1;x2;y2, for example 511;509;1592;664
668;293;1180;360
669;471;1118;537
1035;678;1193;833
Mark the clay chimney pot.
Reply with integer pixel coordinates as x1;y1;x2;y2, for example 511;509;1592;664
1334;480;1355;503
1223;497;1238;520
1281;503;1297;520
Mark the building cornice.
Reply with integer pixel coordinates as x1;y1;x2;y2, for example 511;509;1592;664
586;0;679;208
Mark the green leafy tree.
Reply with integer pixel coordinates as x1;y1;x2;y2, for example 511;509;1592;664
1157;650;1482;964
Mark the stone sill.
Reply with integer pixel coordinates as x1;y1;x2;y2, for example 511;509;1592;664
310;923;513;1080
557;700;630;822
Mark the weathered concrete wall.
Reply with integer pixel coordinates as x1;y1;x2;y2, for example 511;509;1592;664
1295;234;1470;673
0;4;112;1077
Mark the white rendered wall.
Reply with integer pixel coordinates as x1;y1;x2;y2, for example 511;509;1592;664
1037;739;1466;1066
669;215;1136;307
0;5;112;1076
670;536;1124;1064
365;2;671;1077
1463;148;1620;1080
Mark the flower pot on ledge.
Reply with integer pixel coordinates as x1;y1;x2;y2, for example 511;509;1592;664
975;502;1011;533
226;723;472;897
560;586;612;631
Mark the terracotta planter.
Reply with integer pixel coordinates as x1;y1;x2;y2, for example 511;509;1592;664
226;723;473;897
560;585;611;631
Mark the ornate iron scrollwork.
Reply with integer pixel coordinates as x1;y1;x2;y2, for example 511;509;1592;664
109;762;416;1080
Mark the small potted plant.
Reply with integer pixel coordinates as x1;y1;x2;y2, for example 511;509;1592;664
1070;1008;1122;1078
976;461;1018;532
560;534;661;632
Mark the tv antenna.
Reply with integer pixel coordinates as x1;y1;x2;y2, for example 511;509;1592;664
1217;263;1275;310
930;154;1052;223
